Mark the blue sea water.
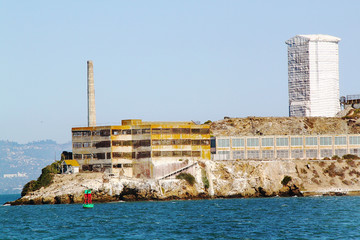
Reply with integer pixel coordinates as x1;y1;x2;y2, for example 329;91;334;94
2;194;360;239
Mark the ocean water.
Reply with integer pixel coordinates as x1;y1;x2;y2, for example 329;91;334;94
2;194;360;239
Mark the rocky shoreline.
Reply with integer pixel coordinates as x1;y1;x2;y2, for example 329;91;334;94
8;159;360;205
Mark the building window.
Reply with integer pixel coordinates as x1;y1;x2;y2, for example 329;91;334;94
192;151;201;157
98;130;110;136
291;149;303;159
349;136;360;145
83;142;91;148
350;148;360;155
120;129;131;135
73;142;82;148
335;136;347;145
112;129;121;135
247;150;260;159
232;138;245;147
335;149;347;157
320;149;332;158
218;139;230;148
276;150;289;159
136;152;151;159
276;138;289;146
320;137;332;146
233;151;245;159
191;129;200;134
291;137;302;146
200;128;210;134
95;141;111;148
306;149;317;159
72;131;91;137
92;131;100;136
262;150;274;158
247;138;259;147
218;151;230;160
261;138;274;147
142;128;151;134
305;137;317;146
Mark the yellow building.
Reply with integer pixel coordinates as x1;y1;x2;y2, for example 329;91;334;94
72;119;210;179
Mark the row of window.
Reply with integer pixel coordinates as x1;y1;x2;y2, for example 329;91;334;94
152;151;201;157
217;136;360;148
214;148;360;160
73;128;210;137
74;139;210;149
74;150;202;160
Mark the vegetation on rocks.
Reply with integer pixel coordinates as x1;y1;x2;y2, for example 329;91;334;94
201;169;210;189
176;173;196;186
21;161;61;196
281;176;292;186
343;154;359;160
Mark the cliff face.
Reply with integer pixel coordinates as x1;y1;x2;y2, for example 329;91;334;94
10;159;360;205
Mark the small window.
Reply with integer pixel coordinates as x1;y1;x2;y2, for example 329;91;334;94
112;129;121;135
161;128;171;134
191;129;200;134
218;139;230;147
305;137;317;146
335;136;347;145
200;128;210;134
122;129;132;135
142;128;151;134
232;138;244;147
291;137;302;146
261;138;274;147
349;136;360;145
192;151;201;157
100;129;110;136
320;137;332;146
247;138;259;147
276;138;289;146
152;128;161;134
73;142;82;148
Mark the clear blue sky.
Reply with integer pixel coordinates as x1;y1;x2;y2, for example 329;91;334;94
1;0;359;144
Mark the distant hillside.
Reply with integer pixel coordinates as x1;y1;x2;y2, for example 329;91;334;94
0;140;71;194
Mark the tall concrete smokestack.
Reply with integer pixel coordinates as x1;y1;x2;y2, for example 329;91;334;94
87;60;96;127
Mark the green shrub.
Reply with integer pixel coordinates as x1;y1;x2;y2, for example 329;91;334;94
281;175;292;186
201;169;210;189
343;154;359;160
331;155;341;160
21;161;61;196
203;120;212;124
176;173;196;186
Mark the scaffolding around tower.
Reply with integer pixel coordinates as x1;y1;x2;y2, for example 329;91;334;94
285;34;341;117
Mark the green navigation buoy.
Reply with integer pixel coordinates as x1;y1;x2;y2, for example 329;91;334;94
83;189;94;208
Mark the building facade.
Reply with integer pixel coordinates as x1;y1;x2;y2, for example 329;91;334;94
72;119;211;179
212;134;360;160
286;34;341;117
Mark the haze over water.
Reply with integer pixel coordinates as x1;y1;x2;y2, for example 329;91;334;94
1;194;360;239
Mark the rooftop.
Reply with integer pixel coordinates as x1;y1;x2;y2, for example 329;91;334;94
286;34;341;44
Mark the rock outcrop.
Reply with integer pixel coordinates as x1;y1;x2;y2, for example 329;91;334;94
210;116;360;136
9;159;360;205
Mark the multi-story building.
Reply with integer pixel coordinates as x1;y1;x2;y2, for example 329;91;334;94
212;134;360;160
72;119;211;179
285;34;341;117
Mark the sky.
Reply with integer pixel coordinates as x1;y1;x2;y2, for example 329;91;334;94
1;0;360;144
